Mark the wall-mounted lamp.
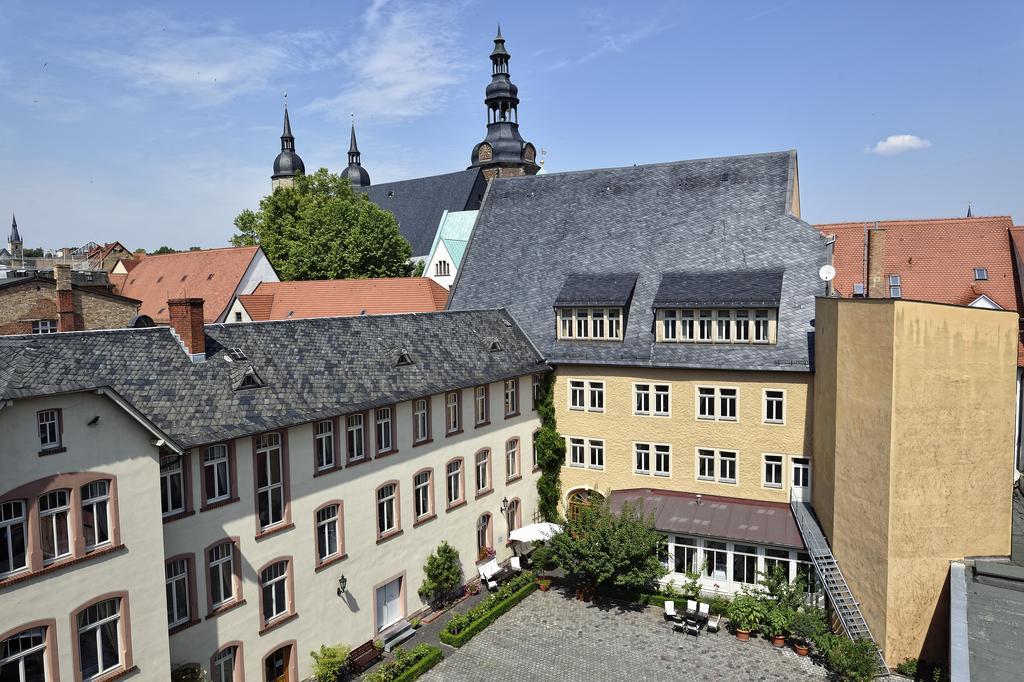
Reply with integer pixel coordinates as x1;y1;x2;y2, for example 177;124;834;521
500;497;509;514
337;574;348;597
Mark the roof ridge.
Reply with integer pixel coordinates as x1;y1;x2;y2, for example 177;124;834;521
137;245;260;258
489;149;796;183
362;168;480;188
817;215;1013;227
207;307;510;330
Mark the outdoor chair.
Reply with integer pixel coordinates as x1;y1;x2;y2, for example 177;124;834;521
686;599;698;612
706;613;721;633
698;602;710;617
671;619;688;633
510;556;523;572
663;600;677;620
685;620;701;637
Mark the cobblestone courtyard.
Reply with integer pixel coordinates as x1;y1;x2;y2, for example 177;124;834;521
422;589;830;681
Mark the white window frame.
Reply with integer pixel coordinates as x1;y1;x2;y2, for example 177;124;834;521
696;386;738;422
888;274;902;299
588;381;604;413
0;627;47;681
653;384;671;417
474;386;488;425
166;558;190;628
375;407;393;454
569;380;586;411
568;437;585;467
414;471;432;518
160;454;185;517
260;561;289;623
753;309;771;342
38;409;60;450
446;392;460;433
378;483;398;534
762;454;784;489
446;461;463;506
735;309;750;341
208;542;235;607
634;443;651;475
316;505;340;562
719;387;738;421
39;490;70;564
715;309;732;342
792;456;811;489
697;310;714;342
255;433;284;530
211;648;236;682
0;500;28;577
506;439;520;480
696;449;716;481
763;389;786;425
32;319;57;334
315;421;334;471
556;307;624;340
347;414;366;458
77;598;121;679
718;451;738;484
504;379;518;416
634;383;651;415
204;445;231;503
662;309;677;340
475;451;489;492
81;480;110;550
588;439;604;470
654;444;671;477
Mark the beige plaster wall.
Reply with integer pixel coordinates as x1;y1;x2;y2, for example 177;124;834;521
0;392;172;680
554;365;813;504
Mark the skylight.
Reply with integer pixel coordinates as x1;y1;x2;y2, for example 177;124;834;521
974;268;988;281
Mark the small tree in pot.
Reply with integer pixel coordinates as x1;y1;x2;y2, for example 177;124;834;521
764;605;792;647
789;607;827;656
726;594;768;641
418;542;463;607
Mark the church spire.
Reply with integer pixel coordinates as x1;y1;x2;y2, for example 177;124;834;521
271;98;305;190
341;117;371;187
469;27;539;181
9;214;20;245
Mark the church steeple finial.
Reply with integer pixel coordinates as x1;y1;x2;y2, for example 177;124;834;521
271;95;305;190
341;115;371;187
469;27;539;180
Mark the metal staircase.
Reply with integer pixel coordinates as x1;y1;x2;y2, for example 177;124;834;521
790;497;890;676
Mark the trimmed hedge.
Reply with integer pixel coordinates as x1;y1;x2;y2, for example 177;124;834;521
439;578;538;647
365;644;442;682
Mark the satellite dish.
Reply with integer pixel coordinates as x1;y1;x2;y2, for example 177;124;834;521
819;265;836;282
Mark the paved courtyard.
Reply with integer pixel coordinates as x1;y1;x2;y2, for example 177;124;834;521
421;589;830;681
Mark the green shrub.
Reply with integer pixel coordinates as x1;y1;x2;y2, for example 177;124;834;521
726;594;769;633
789;607;826;645
440;572;537;646
707;595;731;616
895;657;918;677
530;543;558;573
756;565;806;612
171;663;207;682
764;605;792;637
418;542;463;606
365;644;441;682
814;634;879;681
310;644;351;682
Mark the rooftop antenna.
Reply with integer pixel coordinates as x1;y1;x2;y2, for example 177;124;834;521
966;202;973;218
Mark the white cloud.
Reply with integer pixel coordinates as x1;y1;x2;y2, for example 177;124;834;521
546;9;678;71
867;134;932;156
307;1;468;121
75;11;338;107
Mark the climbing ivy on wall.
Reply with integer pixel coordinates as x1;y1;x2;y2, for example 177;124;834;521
535;372;565;522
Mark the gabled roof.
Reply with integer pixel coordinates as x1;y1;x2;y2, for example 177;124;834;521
818;216;1023;364
449;150;825;372
117;246;264;323
652;270;784;308
0;310;547;448
236;278;450;321
425;210;479;271
358;169;487;257
0;273;140;305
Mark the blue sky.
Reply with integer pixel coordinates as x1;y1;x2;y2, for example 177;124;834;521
2;0;1022;250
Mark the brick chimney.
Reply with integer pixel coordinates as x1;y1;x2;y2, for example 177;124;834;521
54;264;78;332
865;225;887;298
168;298;206;363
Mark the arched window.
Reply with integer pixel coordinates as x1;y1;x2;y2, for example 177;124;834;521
0;626;47;681
505;499;520;533
476;513;492;555
567;488;603;520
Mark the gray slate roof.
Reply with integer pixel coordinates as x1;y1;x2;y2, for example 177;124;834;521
652;270;784;308
359;169;487;257
449;151;827;372
963;558;1024;681
555;273;638;307
0;310;547;449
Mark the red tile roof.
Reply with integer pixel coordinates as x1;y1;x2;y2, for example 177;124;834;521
237;278;449;321
118;246;262;323
817;216;1023;364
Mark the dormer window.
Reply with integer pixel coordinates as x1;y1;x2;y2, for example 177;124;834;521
974;268;988;281
652;271;783;346
236;367;262;390
395;351;413;367
553;272;637;343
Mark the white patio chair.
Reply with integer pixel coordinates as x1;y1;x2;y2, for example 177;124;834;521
686;620;701;636
686;599;698;612
664;600;677;620
706;613;722;633
698;602;710;616
510;556;523;572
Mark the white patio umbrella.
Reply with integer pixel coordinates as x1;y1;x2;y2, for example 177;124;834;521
508;522;562;543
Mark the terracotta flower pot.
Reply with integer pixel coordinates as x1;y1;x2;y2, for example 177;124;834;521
735;628;750;642
793;642;810;656
538;580;551;592
771;635;785;648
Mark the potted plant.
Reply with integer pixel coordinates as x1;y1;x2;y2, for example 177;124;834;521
466;580;480;596
726;594;766;642
765;605;791;647
789;607;826;656
537;576;552;591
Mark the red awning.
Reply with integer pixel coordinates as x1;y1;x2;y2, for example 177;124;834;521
607;488;805;549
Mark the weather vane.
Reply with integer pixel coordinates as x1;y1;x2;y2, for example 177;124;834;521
284;91;288;109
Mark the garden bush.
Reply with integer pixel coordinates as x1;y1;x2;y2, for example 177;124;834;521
171;663;207;682
418;542;462;606
789;607;826;646
707;594;731;616
814;634;880;681
365;644;441;682
895;658;918;678
310;644;351;682
440;572;537;646
726;593;768;633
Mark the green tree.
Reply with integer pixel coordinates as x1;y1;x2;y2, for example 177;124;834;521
22;247;44;258
548;498;667;593
309;644;351;682
231;168;413;280
418;541;463;606
151;246;178;255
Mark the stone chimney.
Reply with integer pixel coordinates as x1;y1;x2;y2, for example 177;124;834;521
54;264;78;332
865;225;887;298
168;298;206;363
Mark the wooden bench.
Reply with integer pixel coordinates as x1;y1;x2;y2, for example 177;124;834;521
347;640;382;674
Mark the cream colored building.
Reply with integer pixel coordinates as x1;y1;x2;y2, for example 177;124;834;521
0;306;545;681
813;297;1017;664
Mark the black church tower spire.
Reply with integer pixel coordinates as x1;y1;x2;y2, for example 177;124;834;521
272;103;306;190
340;121;371;187
469;27;539;180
